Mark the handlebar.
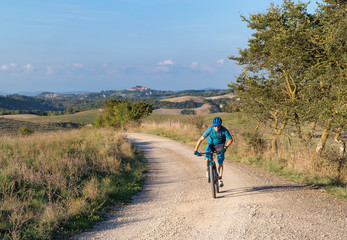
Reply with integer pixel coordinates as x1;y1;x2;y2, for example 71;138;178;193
195;144;224;157
196;150;222;156
198;152;213;155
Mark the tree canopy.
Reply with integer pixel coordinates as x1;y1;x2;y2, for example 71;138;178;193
230;0;346;156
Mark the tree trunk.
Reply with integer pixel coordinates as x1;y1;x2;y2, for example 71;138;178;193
305;121;317;142
334;126;346;180
334;126;345;159
294;112;302;139
271;137;278;153
315;119;332;155
271;119;288;153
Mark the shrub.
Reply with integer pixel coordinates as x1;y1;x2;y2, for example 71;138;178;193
242;131;266;154
18;126;34;135
95;99;152;128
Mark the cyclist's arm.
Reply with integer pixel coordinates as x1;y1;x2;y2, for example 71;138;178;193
223;128;233;149
224;138;233;148
194;136;205;151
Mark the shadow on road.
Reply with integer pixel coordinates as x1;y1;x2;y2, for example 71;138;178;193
128;140;153;150
218;184;311;198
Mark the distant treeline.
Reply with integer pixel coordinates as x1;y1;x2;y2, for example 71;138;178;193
75;97;201;110
165;89;233;98
0;109;83;116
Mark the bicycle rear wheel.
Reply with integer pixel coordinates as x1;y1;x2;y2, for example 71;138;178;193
210;164;216;198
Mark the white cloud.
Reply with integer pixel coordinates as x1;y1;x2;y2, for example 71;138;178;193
158;59;174;65
1;63;18;70
24;64;34;70
201;65;215;72
190;62;198;69
156;66;170;72
189;62;214;72
46;66;53;74
217;59;225;64
73;63;84;68
1;65;9;70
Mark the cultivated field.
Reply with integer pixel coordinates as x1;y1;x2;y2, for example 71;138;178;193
160;96;205;103
153;103;211;115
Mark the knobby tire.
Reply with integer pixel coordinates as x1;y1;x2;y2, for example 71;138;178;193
207;168;210;183
210;164;216;198
216;173;220;193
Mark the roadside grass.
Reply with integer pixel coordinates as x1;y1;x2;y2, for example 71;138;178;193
139;113;347;200
0;128;146;240
139;119;199;145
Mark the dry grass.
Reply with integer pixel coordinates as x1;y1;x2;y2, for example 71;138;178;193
139;119;201;145
224;126;347;188
0;128;145;239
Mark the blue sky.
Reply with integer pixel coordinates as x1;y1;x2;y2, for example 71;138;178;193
0;0;320;93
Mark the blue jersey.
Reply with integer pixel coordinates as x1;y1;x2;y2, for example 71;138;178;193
202;126;232;145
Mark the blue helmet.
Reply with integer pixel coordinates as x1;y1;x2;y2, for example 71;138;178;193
212;117;222;126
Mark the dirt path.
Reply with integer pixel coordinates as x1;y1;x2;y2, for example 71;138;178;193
75;133;347;240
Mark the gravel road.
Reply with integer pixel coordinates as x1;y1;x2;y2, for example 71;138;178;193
75;133;347;240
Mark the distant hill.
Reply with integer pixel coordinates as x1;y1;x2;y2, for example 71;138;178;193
0;95;65;111
0;86;233;113
34;86;174;100
12;91;46;97
0;91;91;96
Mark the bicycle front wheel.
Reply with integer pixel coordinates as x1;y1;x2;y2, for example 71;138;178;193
210;164;216;198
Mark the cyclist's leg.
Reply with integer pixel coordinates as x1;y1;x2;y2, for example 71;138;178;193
217;154;224;187
217;152;225;178
218;164;223;178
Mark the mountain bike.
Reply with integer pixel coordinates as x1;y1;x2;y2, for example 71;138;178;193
197;146;221;198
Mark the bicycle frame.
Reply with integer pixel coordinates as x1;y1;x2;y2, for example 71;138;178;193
200;150;220;198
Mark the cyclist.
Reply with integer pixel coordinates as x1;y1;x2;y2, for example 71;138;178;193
194;116;233;187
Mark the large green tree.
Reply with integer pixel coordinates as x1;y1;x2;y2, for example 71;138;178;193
230;0;318;152
230;0;346;158
308;0;347;157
